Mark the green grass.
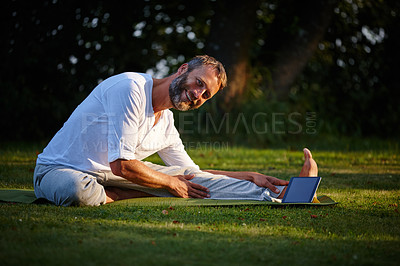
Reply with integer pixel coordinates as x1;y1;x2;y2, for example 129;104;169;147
0;141;399;265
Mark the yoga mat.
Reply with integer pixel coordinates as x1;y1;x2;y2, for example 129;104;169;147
112;195;337;206
0;189;37;204
0;189;337;206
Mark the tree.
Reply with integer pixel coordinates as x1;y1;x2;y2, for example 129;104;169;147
206;0;260;109
260;0;337;99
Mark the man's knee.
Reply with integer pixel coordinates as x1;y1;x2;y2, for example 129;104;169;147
35;167;106;207
58;174;105;206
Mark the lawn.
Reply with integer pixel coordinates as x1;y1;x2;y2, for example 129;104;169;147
0;141;399;265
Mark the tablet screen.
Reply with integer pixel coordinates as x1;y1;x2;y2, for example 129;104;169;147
282;177;321;203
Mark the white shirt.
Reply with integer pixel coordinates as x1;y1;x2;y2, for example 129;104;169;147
37;72;199;172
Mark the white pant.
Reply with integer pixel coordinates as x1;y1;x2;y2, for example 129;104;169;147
33;162;283;206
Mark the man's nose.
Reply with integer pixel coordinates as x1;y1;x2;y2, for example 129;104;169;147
192;87;206;99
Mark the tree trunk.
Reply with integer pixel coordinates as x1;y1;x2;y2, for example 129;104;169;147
206;0;260;111
262;0;337;99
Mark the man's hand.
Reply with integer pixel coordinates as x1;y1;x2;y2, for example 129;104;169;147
250;173;289;194
168;174;210;199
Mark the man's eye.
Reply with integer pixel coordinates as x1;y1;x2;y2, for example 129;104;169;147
197;79;202;86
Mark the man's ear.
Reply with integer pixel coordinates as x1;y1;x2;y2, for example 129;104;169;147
177;63;188;75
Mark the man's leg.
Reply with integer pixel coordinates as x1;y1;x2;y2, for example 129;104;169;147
185;148;319;201
138;163;285;201
98;163;280;200
100;162;285;201
189;171;283;201
97;148;319;202
34;164;107;206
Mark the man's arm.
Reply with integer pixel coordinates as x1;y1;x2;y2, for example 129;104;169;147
203;170;289;194
110;159;210;198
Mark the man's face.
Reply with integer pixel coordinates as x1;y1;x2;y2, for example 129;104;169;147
169;65;220;111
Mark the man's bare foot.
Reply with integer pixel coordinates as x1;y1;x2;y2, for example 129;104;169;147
300;148;319;203
299;148;318;177
277;148;319;201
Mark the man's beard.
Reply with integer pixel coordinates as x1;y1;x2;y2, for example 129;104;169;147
169;72;195;111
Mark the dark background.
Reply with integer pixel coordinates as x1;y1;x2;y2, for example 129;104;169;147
1;0;399;145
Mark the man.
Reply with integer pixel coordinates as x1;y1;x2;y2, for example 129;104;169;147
34;55;318;206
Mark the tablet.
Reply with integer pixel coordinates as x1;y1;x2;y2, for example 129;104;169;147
282;177;321;203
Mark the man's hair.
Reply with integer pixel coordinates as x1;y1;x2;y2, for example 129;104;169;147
187;55;227;90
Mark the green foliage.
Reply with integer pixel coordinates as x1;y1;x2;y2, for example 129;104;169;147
291;0;400;137
0;142;399;265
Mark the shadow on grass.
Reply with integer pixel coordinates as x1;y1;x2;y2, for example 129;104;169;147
319;173;400;191
1;202;399;265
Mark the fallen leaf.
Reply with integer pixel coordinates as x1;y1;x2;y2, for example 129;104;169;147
282;216;287;219
311;215;318;218
172;220;180;224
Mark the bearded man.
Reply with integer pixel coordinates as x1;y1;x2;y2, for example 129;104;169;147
34;55;318;206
